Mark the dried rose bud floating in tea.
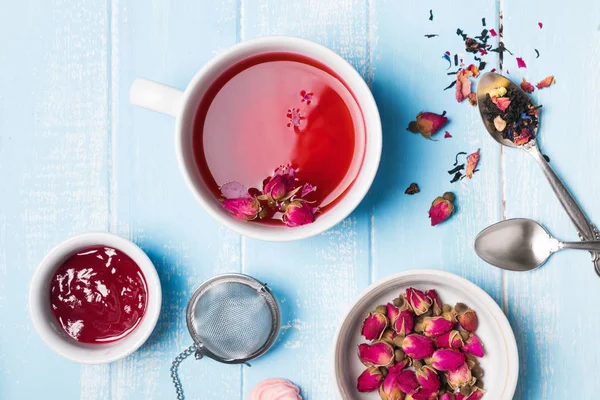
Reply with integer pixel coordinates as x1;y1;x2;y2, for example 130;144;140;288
49;246;148;343
357;288;486;398
192;53;365;226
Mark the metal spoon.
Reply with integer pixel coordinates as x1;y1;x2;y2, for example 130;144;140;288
476;72;600;275
474;218;600;272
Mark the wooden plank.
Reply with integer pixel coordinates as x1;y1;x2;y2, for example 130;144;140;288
107;0;240;399
370;1;504;297
501;2;600;399
240;0;371;398
0;0;110;398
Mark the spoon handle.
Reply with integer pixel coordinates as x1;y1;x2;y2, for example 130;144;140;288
526;142;600;275
527;143;597;240
561;241;600;252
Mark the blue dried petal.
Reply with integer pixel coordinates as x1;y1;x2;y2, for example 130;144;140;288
443;53;452;70
521;113;532;121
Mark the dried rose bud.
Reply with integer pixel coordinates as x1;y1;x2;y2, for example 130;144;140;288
282;201;316;227
442;304;452;313
440;393;456;400
442;309;457;323
536;75;555;89
429;192;456;226
416;365;441;392
521;78;535;93
493;115;507;131
462;333;485;357
394;294;412;312
263;175;293;201
426;290;442;316
431;349;466;371
358;341;395;367
376;305;388;315
388;358;411;374
465;149;480;179
222;197;262;220
465;388;485;400
386;303;401;324
446;362;475;391
394;310;415;335
406;288;432;315
381;328;398;346
357;367;383;392
361;312;389;341
455;303;479;332
401;334;434;360
379;370;404;400
397;369;419;395
471;364;484;379
407;111;449;140
422;316;454;337
434;330;464;349
395;349;405;363
406;388;438;400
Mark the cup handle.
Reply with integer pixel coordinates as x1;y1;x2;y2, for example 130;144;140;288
129;78;184;117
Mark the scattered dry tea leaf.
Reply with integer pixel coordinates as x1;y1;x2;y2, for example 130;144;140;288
405;183;420;195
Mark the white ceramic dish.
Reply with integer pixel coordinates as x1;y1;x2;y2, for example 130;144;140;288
29;232;162;364
130;36;382;242
333;270;518;399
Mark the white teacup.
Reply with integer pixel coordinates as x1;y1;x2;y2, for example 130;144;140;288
130;36;381;241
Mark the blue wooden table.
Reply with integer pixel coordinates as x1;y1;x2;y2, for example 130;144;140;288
2;0;600;399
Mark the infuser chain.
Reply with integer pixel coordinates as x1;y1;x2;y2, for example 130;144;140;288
170;344;197;400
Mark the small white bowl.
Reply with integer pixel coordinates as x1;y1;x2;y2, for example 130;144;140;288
29;232;162;364
333;270;518;399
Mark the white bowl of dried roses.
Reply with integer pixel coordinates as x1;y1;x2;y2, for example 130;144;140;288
333;270;518;400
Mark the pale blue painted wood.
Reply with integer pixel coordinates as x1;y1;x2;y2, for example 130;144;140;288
1;0;600;399
0;0;110;398
240;2;371;398
370;0;504;299
109;1;241;399
501;2;600;399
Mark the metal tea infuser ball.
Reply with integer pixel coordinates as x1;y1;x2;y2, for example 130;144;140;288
171;273;281;399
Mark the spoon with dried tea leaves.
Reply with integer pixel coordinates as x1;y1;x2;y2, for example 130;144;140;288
475;218;600;272
476;72;600;276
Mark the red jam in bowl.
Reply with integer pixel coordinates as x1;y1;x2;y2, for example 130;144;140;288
49;246;148;343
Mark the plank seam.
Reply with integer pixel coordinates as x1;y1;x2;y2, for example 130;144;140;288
497;0;509;316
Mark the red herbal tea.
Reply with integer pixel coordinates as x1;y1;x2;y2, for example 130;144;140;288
50;246;148;344
192;52;365;226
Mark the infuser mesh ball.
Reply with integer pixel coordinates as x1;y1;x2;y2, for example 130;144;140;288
172;274;281;399
190;281;274;360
